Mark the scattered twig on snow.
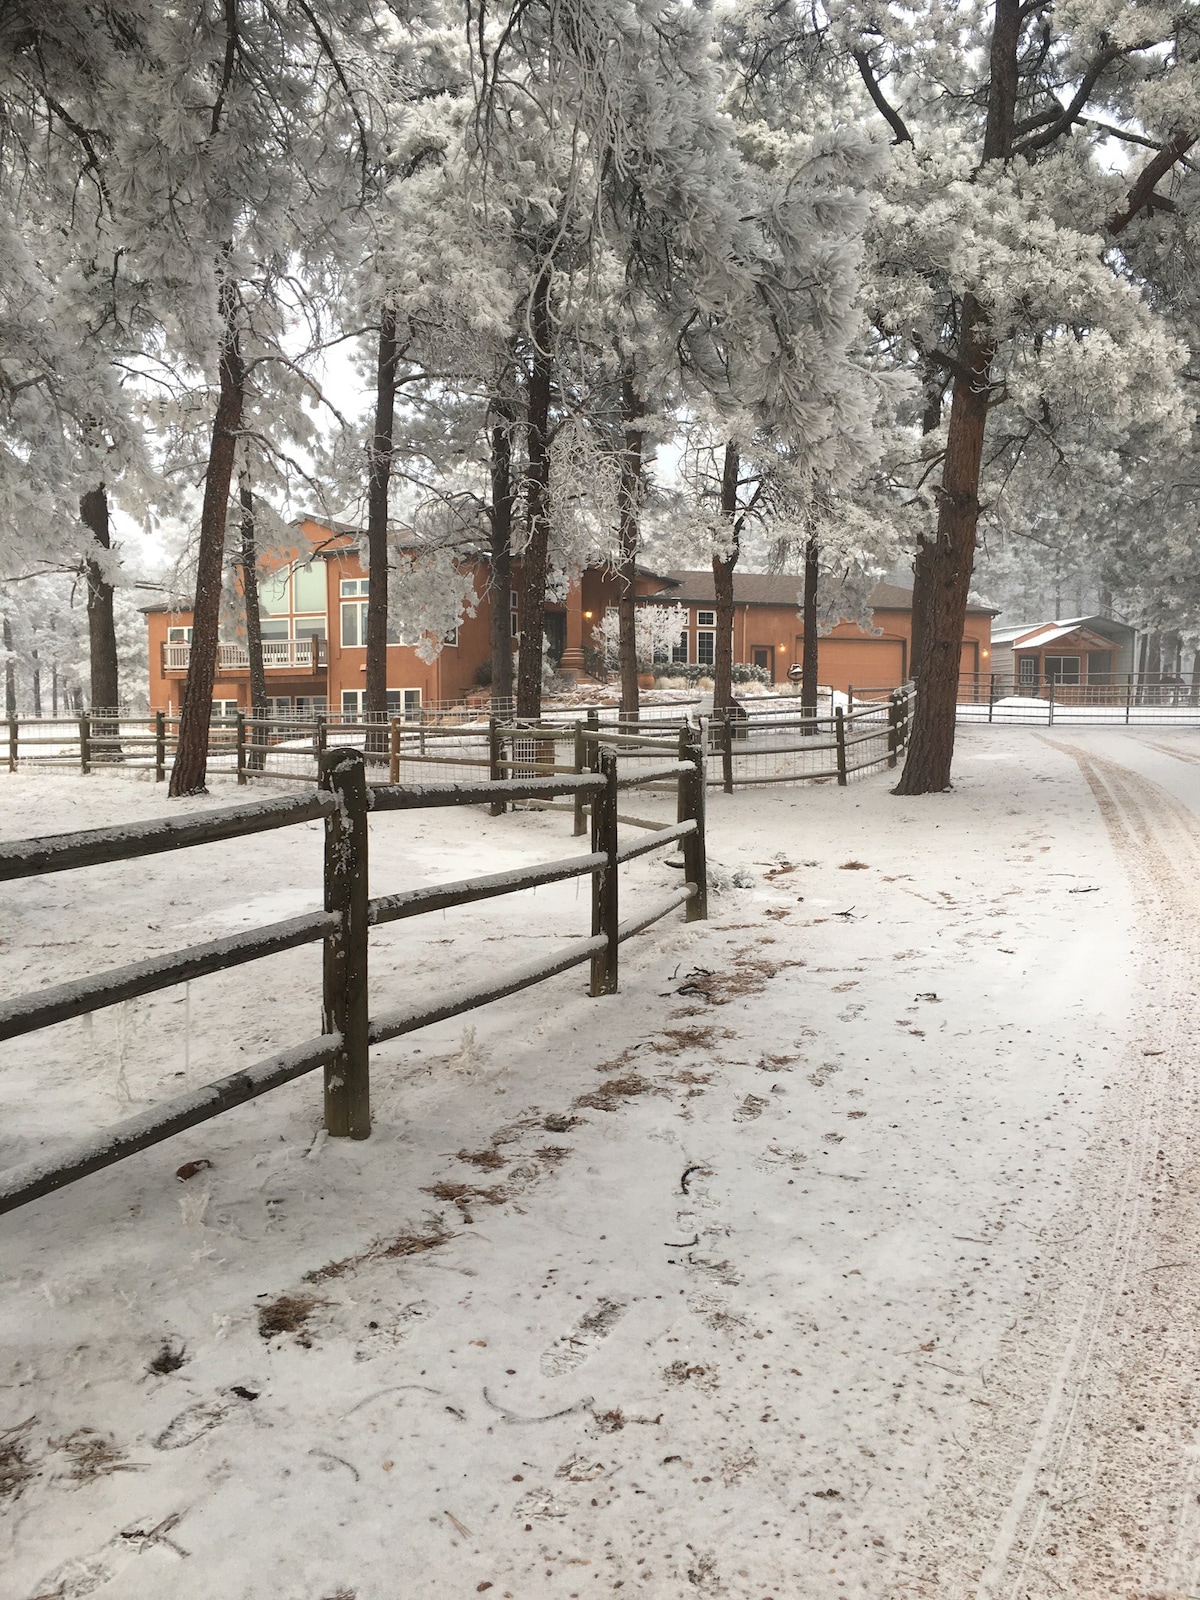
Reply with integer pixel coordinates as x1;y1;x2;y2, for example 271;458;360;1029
481;1387;594;1424
444;1510;473;1538
664;1234;699;1248
119;1509;190;1558
309;1448;360;1481
1145;1261;1190;1272
1067;886;1100;894
340;1384;441;1419
680;1164;709;1195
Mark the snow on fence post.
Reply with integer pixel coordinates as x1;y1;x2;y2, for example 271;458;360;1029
721;713;735;794
678;726;708;922
7;715;16;773
78;713;91;776
236;712;247;785
835;706;847;785
320;747;371;1139
489;715;505;817
155;711;166;782
389;717;400;784
590;746;620;996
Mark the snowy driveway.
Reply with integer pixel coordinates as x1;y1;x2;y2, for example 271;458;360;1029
1;727;1199;1599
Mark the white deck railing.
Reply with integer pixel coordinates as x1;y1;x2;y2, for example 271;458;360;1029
162;639;326;672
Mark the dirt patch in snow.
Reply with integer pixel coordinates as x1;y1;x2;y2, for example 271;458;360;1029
303;1225;452;1284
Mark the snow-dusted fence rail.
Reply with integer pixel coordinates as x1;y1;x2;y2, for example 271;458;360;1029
0;743;706;1217
706;687;913;791
957;674;1200;726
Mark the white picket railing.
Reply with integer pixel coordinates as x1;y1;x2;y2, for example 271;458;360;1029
162;639;326;672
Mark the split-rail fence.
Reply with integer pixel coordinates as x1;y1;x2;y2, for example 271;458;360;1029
4;686;914;793
0;737;706;1217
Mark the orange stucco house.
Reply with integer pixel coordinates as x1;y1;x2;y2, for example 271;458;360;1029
143;517;666;717
637;572;995;690
143;519;994;714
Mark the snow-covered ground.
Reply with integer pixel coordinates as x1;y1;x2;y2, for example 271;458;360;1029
3;726;1200;1598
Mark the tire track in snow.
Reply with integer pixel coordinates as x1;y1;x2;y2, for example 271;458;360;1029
903;741;1200;1599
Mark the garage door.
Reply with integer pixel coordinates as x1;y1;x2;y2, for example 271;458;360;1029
814;638;906;692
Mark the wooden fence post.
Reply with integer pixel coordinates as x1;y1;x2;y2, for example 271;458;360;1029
314;713;327;769
1125;677;1133;725
79;712;91;776
887;693;900;768
988;673;997;723
154;711;166;781
389;716;400;784
835;706;847;785
320;747;371;1139
721;713;734;794
1048;678;1055;727
235;711;247;785
679;727;708;921
590;746;619;997
573;719;588;836
7;714;16;774
489;714;505;817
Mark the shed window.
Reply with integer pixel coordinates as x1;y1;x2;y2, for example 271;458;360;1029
1017;657;1037;686
1045;655;1080;684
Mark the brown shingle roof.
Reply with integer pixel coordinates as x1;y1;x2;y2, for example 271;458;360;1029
644;571;997;614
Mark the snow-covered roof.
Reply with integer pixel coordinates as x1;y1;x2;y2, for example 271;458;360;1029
1013;622;1117;652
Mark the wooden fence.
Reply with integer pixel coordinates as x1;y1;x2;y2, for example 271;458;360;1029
0;737;706;1217
5;689;914;793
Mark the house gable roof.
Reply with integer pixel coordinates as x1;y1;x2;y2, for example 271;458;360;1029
642;570;997;615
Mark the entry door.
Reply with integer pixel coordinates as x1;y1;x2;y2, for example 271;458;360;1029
543;611;566;667
752;646;775;682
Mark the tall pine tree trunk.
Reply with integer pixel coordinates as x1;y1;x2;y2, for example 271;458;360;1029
170;266;245;796
895;0;1020;795
489;396;516;708
516;267;554;720
616;371;645;721
801;530;819;733
711;442;740;717
81;484;120;756
3;614;14;716
239;470;267;770
364;307;398;755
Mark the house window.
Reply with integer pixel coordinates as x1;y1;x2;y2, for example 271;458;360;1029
443;626;459;647
265;697;292;717
672;630;688;665
292;561;325;611
697;631;715;667
294;696;327;717
209;699;239;719
1045;655;1080;685
345;689;421;721
339;578;399;645
696;610;715;627
385;689;422;720
1018;657;1037;686
167;626;192;643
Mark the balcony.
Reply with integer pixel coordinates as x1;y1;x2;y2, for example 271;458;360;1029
162;639;327;674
